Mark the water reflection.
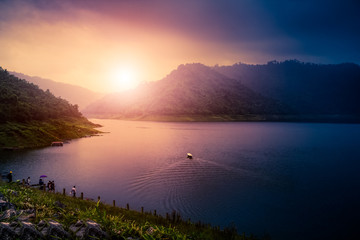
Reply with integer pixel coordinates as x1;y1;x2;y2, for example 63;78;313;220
1;120;360;240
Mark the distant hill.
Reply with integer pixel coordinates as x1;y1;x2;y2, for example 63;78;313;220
0;67;100;148
11;72;104;111
214;60;360;115
83;63;291;121
1;68;83;123
84;61;360;122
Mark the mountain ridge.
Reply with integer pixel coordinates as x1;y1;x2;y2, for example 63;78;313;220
0;67;100;148
84;60;360;122
83;63;292;120
10;72;104;111
214;60;360;115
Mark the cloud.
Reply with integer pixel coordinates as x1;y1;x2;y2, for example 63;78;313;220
258;0;360;62
0;0;359;92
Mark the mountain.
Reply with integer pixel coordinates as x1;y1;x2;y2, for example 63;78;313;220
0;67;100;148
84;61;360;122
83;63;291;121
1;68;83;122
11;72;104;111
214;60;360;115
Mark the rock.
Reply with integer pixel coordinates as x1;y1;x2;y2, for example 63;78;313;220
69;220;87;238
48;220;69;238
0;199;15;211
0;208;17;220
9;222;21;235
54;200;66;209
17;213;35;222
69;219;83;232
86;220;109;239
18;221;43;240
38;220;70;239
4;221;43;239
37;220;47;229
0;209;35;222
24;209;35;214
0;222;17;240
0;199;9;210
69;220;109;239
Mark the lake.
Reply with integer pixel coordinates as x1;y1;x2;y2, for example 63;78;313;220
1;119;360;239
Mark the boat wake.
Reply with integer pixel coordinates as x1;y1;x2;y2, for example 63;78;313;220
125;157;259;219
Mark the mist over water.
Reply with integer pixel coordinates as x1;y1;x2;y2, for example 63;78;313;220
1;120;360;240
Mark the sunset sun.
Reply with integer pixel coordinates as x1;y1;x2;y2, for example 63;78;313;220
1;0;359;238
111;67;139;92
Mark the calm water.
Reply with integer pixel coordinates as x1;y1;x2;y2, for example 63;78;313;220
1;120;360;239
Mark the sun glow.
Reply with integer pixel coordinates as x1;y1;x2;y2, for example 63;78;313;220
111;67;139;92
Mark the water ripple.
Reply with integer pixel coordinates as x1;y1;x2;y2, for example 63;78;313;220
126;157;258;217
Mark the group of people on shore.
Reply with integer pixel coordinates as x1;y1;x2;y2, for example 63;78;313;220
5;170;76;197
4;171;55;192
38;178;55;192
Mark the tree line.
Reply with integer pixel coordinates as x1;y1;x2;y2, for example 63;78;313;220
0;67;82;123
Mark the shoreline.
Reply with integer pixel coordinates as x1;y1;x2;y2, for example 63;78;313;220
0;118;102;149
86;114;360;123
0;181;255;239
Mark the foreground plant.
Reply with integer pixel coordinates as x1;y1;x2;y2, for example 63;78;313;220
0;182;258;239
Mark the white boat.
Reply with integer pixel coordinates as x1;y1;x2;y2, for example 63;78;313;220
187;153;193;159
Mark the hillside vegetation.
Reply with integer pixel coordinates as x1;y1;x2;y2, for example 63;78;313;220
214;60;360;115
84;60;360;122
83;63;291;121
0;67;100;148
0;182;258;239
11;72;104;111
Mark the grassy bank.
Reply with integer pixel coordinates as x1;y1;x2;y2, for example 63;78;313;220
0;117;101;149
0;182;259;239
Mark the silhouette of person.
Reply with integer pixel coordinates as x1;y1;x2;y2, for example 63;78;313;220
39;178;44;190
7;171;12;183
71;186;76;197
26;177;31;185
50;181;55;192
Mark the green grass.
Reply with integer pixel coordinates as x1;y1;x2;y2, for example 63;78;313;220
0;182;260;239
0;117;101;149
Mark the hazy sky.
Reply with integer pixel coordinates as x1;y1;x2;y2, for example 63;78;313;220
1;0;359;92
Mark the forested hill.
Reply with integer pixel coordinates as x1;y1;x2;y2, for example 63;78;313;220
214;60;360;115
83;63;291;121
10;72;104;111
84;60;360;122
0;67;82;123
0;67;100;148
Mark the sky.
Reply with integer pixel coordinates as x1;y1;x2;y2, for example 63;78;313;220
0;0;359;92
